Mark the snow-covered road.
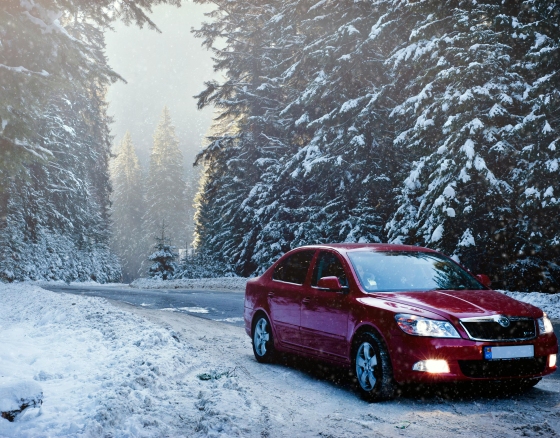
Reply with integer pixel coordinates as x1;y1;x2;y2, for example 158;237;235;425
1;284;560;437
41;284;246;326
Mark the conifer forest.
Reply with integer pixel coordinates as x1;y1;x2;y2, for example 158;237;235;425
1;0;559;292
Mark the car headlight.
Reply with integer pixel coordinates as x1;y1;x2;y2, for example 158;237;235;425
395;314;461;338
537;313;554;335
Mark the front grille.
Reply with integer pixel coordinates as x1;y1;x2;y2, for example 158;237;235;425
459;357;547;378
461;318;536;341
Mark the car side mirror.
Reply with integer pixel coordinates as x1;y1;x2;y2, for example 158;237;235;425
476;274;492;288
317;276;349;294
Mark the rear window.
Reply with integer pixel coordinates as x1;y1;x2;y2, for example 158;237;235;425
273;250;315;285
347;250;484;292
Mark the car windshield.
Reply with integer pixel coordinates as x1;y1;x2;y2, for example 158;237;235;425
347;251;485;292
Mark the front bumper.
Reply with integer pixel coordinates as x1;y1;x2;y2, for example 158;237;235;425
389;331;558;383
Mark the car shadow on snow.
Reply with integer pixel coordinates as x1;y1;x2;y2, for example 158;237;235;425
271;352;556;403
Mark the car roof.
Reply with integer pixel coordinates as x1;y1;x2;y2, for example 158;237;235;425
298;243;437;253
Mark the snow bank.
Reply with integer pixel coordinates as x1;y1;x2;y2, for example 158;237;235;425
500;291;560;320
0;284;252;436
29;280;128;287
130;276;248;291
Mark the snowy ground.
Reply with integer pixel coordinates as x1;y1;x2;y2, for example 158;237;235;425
1;283;559;437
501;291;560;320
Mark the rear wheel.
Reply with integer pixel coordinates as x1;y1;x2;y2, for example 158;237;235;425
252;314;276;363
352;331;396;401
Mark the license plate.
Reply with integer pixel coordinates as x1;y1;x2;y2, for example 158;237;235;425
483;345;534;360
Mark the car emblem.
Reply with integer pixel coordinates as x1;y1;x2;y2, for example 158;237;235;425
497;315;510;328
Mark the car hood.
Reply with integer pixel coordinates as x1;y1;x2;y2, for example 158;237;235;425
369;289;542;320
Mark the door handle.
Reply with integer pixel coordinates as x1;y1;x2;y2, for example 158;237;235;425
302;297;311;304
268;291;275;297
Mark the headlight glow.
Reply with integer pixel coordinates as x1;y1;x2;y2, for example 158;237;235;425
412;359;450;373
537;313;554;335
550;354;557;368
395;314;461;338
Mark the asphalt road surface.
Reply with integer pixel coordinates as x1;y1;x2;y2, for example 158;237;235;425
42;284;246;326
43;283;559;380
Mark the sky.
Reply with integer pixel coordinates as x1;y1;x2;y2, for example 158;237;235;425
104;2;216;170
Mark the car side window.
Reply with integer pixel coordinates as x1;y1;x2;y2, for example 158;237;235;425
311;252;348;287
272;250;315;285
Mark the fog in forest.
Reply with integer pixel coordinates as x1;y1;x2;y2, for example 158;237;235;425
105;2;215;168
102;3;217;280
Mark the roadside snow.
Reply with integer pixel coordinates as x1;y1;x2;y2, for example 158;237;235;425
130;277;248;292
29;280;128;288
0;283;252;436
500;290;560;319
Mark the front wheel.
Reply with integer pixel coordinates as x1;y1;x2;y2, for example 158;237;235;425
352;331;396;401
252;315;276;363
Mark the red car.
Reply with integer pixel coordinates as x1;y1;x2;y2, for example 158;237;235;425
244;244;558;400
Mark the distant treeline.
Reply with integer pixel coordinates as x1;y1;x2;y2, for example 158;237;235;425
0;0;181;283
110;108;194;283
193;0;560;292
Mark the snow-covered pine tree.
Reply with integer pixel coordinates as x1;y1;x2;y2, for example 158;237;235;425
503;0;560;291
0;90;121;283
183;166;202;246
1;0;182;283
190;112;240;271
143;107;188;271
0;11;120;283
174;249;233;279
0;0;179;192
192;0;560;290
192;0;407;275
248;0;400;273
192;0;303;275
385;1;527;283
147;221;178;280
193;0;405;274
110;132;146;282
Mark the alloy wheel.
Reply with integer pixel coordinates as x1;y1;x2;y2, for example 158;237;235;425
254;317;270;357
356;341;378;391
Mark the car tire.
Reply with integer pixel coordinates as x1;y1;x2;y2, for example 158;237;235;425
352;331;396;401
252;314;276;363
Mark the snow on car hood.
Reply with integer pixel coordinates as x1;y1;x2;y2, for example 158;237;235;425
368;289;543;320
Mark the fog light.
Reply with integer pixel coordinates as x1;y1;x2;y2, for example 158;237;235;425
412;359;450;373
549;354;557;368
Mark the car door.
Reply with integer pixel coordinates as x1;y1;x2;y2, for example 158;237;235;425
300;250;350;359
268;250;315;348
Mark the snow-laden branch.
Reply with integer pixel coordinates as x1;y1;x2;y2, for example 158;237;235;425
20;1;77;41
0;64;49;77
